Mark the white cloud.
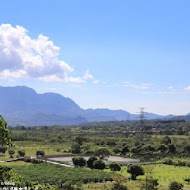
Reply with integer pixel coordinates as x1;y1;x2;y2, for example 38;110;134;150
0;24;95;83
123;82;151;90
184;86;190;91
93;80;99;84
168;86;174;90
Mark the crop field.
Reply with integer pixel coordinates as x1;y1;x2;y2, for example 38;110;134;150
0;162;115;184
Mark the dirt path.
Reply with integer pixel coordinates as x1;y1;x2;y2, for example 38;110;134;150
44;160;74;167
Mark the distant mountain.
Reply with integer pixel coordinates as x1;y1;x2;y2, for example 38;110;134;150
0;86;183;126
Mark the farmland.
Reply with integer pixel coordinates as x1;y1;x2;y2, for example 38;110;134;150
0;119;190;189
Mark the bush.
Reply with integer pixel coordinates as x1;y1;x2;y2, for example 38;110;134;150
127;164;144;180
36;150;45;157
72;156;86;167
112;183;128;190
109;162;121;171
169;181;183;190
93;160;106;170
87;156;98;169
18;150;25;157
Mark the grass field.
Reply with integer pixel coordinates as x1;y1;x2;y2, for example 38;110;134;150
113;164;190;189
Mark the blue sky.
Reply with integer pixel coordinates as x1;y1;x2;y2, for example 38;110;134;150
0;0;190;115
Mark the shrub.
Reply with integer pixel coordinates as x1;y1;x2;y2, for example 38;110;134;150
127;164;144;180
72;156;86;167
109;162;121;171
18;150;25;157
36;150;45;157
93;160;106;170
87;156;98;169
169;181;183;190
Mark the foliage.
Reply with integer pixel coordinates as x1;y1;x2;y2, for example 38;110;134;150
87;156;98;169
93;160;106;170
127;165;144;180
71;144;81;154
169;181;183;190
36;150;45;157
112;183;128;190
161;136;171;145
94;147;110;159
18;150;25;157
109;162;121;171
72;156;86;167
0;116;11;147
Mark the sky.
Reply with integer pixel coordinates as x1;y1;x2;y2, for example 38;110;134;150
0;0;190;115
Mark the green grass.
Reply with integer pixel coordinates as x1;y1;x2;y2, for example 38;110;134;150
112;164;190;188
0;162;115;184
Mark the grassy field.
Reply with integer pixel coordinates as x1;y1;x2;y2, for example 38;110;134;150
112;164;190;189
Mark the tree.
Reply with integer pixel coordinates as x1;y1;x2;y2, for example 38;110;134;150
93;160;106;170
127;165;144;180
87;156;98;169
169;181;183;190
94;147;110;159
18;150;25;157
36;150;45;157
72;156;86;167
8;150;15;158
71;144;81;154
109;162;121;171
0;116;11;148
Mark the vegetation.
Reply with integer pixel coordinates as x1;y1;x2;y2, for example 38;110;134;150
1;118;190;189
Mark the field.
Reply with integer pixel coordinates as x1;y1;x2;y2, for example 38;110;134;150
0;161;114;184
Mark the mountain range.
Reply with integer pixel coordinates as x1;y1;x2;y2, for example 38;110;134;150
0;86;186;126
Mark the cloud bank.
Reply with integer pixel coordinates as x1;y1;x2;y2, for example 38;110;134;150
0;24;94;83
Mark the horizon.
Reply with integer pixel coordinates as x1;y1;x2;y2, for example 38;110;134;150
0;1;190;115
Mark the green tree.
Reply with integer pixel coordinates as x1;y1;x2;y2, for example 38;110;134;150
94;147;110;159
109;162;121;171
127;165;144;180
36;150;45;157
169;181;183;190
18;150;25;157
0;116;11;148
93;160;106;170
72;156;86;167
87;156;98;169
